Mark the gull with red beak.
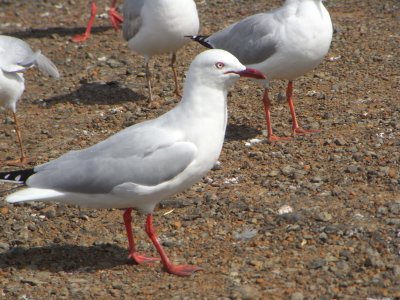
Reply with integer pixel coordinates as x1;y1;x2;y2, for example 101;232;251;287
0;49;265;276
190;0;333;141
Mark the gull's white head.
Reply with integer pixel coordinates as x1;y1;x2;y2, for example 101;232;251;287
185;49;265;90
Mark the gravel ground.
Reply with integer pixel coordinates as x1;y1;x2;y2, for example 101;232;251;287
0;0;399;299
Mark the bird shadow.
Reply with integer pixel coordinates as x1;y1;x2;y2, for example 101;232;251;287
43;81;146;106
0;243;129;272
6;26;111;40
225;124;261;141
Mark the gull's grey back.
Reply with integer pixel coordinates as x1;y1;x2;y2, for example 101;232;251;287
28;119;196;194
0;35;35;72
0;35;59;78
122;0;145;41
207;12;280;66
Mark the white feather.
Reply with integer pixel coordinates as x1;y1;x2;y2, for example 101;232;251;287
6;188;65;203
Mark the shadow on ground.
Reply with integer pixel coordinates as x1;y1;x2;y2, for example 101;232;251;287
7;26;111;40
225;124;260;141
43;81;146;106
0;243;129;272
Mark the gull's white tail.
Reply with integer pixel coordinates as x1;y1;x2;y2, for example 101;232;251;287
6;188;64;203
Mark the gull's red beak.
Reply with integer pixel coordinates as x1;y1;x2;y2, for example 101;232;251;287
226;67;266;80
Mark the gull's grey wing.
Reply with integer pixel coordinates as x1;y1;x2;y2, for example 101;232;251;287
32;51;59;78
0;35;59;78
27;124;197;194
122;0;145;41
206;12;279;65
0;35;35;72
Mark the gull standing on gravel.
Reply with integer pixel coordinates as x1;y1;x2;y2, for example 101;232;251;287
190;0;333;141
0;35;60;165
122;0;200;101
0;49;265;276
72;1;123;42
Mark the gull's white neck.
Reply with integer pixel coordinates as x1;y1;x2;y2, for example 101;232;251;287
181;81;227;125
284;0;328;15
145;0;196;18
170;75;229;149
180;76;228;113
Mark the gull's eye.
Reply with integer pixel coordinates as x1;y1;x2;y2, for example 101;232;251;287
215;62;225;69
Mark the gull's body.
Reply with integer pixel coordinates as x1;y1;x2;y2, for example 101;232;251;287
72;0;123;43
191;0;333;141
0;35;59;165
1;49;265;276
123;0;199;101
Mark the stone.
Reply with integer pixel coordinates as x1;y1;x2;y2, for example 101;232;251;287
308;259;327;269
315;212;333;222
290;292;304;300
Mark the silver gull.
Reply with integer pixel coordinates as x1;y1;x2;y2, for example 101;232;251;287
123;0;200;101
190;0;333;141
0;49;265;276
0;35;60;165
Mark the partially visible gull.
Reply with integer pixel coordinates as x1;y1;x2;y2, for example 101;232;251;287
0;35;60;165
72;0;123;43
123;0;199;101
190;0;333;141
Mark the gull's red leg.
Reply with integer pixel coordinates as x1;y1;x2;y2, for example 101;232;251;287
261;88;290;142
145;60;154;102
5;111;29;167
145;214;202;276
170;53;181;98
72;1;97;43
109;0;123;31
123;208;159;264
286;81;319;136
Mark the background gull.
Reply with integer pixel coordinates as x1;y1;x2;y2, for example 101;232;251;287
0;35;60;166
0;49;265;276
123;0;199;102
190;0;333;141
72;0;123;43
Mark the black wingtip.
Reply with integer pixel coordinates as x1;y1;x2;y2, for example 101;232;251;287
186;35;214;49
0;168;35;184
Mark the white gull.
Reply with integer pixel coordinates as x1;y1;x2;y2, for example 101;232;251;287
0;35;60;165
1;49;265;276
190;0;333;141
123;0;200;101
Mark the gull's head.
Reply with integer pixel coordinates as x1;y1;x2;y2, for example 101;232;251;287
186;49;265;90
